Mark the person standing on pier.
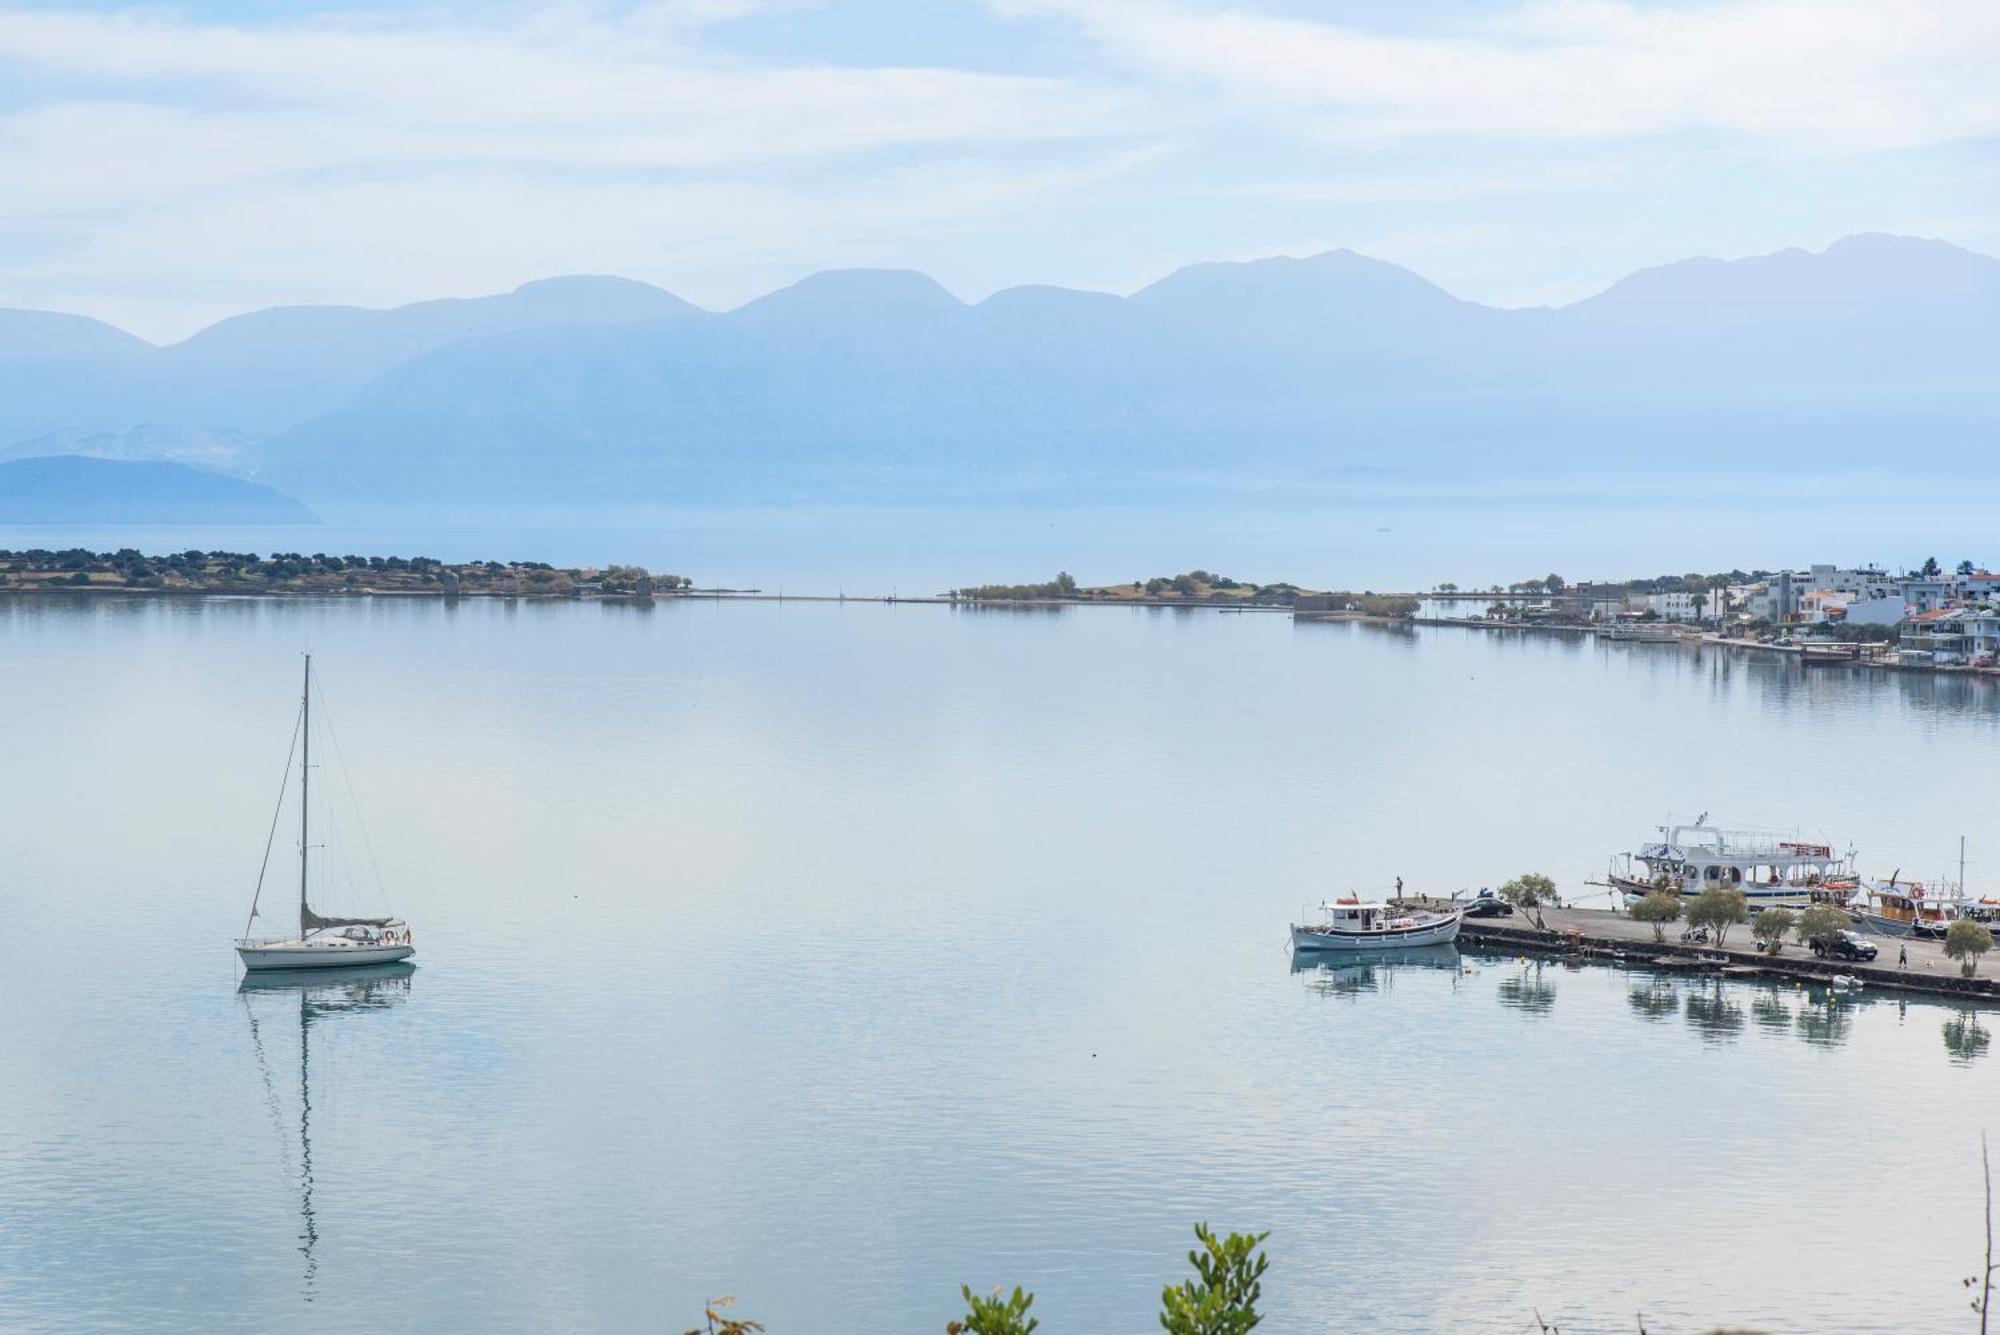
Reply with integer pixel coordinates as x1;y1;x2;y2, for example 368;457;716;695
1899;942;1908;969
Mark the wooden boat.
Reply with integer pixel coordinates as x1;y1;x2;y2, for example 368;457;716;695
1290;897;1461;951
1851;878;1963;939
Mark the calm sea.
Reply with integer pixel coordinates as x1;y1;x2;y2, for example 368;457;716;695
3;595;1998;1333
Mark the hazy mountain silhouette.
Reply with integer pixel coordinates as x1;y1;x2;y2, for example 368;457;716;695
0;456;316;524
0;276;698;448
2;235;1994;519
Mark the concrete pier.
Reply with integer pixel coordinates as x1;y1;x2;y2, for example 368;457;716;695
1411;902;2000;1002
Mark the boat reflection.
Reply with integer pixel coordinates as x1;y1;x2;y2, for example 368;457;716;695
1291;944;1460;999
239;962;414;1302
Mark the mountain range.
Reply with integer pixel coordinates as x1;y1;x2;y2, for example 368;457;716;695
0;456;316;525
1;233;1994;522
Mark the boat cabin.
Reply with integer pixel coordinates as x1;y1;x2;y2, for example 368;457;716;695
1314;899;1401;932
1611;821;1854;905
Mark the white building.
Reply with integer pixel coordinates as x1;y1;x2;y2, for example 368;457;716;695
1646;591;1703;621
1901;608;2000;665
1901;578;1955;613
1841;594;1910;626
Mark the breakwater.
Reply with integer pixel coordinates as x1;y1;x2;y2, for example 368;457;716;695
1439;904;2000;1001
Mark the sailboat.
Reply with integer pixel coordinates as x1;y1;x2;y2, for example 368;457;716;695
236;655;415;971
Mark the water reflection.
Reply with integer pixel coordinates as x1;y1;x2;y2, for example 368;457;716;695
1794;993;1856;1049
1750;991;1793;1033
1943;1010;1992;1064
239;964;415;1302
1291;945;1459;1000
1495;961;1556;1015
1627;979;1678;1022
1683;982;1745;1043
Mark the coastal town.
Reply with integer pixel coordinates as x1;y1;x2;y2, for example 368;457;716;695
1437;559;2000;670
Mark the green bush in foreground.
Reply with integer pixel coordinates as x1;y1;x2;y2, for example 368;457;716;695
948;1285;1037;1335
1160;1224;1270;1335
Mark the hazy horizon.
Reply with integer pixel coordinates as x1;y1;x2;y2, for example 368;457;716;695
4;0;1997;343
12;231;1990;346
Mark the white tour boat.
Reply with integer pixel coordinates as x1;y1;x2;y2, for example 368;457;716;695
236;656;415;972
1609;816;1856;909
1291;897;1462;952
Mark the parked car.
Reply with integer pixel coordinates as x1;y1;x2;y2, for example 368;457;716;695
1460;891;1513;918
1810;930;1879;962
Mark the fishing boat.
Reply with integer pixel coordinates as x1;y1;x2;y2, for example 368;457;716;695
236;656;415;971
1608;815;1855;909
1290;897;1461;951
1850;877;1965;939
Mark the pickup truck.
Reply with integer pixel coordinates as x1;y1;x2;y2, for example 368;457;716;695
1809;930;1879;962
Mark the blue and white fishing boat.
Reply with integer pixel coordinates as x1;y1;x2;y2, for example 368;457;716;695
1291;897;1461;952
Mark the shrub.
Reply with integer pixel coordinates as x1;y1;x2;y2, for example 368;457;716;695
1751;907;1797;955
1945;920;1995;978
948;1286;1037;1335
1686;887;1749;947
1795;904;1850;946
1499;873;1558;908
1159;1225;1269;1335
1629;892;1682;942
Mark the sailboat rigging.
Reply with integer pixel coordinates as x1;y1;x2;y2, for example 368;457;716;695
236;655;415;971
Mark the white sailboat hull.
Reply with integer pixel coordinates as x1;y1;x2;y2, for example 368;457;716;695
237;940;415;971
1291;914;1462;951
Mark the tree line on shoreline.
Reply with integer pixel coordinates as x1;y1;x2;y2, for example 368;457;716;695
949;570;1419;616
0;548;691;596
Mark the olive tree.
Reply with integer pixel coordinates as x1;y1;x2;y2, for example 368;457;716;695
1945;920;1995;978
1629;892;1682;942
1751;907;1797;955
1794;904;1850;948
1499;873;1558;908
1686;887;1749;948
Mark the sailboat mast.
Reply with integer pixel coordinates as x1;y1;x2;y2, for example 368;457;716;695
300;654;311;938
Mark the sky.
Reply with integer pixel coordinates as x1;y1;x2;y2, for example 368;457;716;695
2;0;1997;342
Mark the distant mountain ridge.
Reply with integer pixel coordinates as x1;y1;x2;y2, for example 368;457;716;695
2;234;1995;519
0;456;316;525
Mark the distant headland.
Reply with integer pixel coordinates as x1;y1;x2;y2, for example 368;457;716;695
0;548;690;598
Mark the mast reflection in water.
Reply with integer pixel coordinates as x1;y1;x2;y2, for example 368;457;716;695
238;963;415;1302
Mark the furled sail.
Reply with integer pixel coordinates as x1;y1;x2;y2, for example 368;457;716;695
302;905;399;930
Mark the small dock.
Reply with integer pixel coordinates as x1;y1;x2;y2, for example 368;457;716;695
1413;903;2000;1001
